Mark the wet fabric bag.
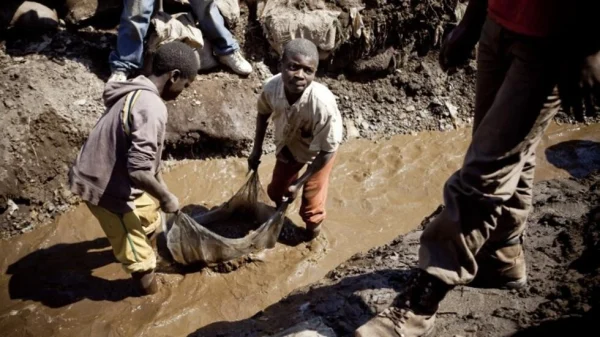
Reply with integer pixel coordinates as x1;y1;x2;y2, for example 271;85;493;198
162;171;289;265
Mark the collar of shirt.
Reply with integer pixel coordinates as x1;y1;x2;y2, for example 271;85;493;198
276;79;315;115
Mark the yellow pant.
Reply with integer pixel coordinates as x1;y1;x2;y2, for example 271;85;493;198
86;193;161;273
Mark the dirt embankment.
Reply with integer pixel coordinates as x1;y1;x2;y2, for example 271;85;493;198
188;172;600;337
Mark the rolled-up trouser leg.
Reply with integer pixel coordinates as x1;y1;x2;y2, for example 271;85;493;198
418;18;562;286
300;153;337;227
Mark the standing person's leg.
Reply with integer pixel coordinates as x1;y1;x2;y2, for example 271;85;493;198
108;0;155;82
86;202;159;295
188;0;252;75
470;148;538;288
355;18;562;337
419;54;560;287
300;152;337;239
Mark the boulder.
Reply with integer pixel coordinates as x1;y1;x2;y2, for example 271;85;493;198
64;0;121;26
7;1;59;32
164;75;258;154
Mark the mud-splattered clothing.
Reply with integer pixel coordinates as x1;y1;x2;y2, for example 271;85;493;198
418;18;562;285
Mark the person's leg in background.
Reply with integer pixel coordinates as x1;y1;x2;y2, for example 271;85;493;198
188;0;252;75
299;153;336;240
108;0;156;82
354;18;562;337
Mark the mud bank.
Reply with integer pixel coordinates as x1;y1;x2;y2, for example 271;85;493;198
0;123;599;337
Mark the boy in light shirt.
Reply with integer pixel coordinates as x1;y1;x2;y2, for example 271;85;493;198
248;38;343;240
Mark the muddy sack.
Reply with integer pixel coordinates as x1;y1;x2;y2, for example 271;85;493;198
162;171;289;265
257;0;343;60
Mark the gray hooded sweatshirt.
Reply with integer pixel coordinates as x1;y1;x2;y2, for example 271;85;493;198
69;76;167;214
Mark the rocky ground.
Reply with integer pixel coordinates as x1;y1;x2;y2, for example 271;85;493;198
187;173;600;337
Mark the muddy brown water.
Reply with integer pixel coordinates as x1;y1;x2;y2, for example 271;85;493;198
1;123;599;337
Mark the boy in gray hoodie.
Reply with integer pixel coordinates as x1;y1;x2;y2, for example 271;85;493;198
69;41;198;295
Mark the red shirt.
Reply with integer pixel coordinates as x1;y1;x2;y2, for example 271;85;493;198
487;0;568;37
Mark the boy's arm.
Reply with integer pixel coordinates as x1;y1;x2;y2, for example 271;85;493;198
129;170;178;211
439;0;488;71
284;150;335;202
285;101;341;202
127;97;179;213
248;91;272;171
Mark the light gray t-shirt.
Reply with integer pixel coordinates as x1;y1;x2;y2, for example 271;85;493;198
257;74;343;164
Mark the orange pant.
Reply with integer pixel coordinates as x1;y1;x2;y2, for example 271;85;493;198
267;153;336;228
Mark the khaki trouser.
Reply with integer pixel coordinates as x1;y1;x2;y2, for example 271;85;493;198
267;152;337;227
86;193;161;274
418;18;562;285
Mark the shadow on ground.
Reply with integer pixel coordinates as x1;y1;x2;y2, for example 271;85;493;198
545;140;600;178
509;308;598;337
187;269;415;337
6;237;141;308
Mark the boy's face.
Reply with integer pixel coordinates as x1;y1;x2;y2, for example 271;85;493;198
162;71;196;101
281;53;317;94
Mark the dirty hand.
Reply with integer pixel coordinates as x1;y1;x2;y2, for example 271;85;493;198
247;149;261;171
283;184;300;203
558;52;600;122
559;51;600;122
160;192;180;213
439;23;480;72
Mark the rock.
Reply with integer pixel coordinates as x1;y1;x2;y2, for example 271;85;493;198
254;61;274;82
405;105;416;112
164;77;256;151
6;199;19;216
73;99;86;106
351;47;396;74
345;119;360;139
64;0;121;26
8;1;58;32
4;99;16;109
444;101;459;119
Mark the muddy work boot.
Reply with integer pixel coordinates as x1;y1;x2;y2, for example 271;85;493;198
470;235;527;290
131;270;159;295
355;270;453;337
